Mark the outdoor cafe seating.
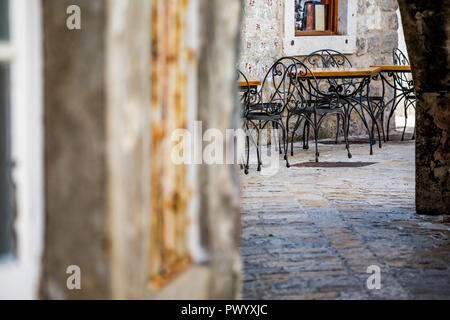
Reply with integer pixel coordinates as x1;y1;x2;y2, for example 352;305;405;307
238;48;415;174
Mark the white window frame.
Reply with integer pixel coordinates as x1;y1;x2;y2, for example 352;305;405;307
284;0;357;56
0;0;44;299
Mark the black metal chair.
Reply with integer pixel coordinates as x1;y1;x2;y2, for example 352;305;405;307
301;49;353;146
285;57;350;162
386;48;416;141
287;50;365;161
298;49;381;156
237;69;256;112
240;58;299;172
237;70;260;174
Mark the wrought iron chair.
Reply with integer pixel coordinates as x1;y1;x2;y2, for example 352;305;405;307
286;56;351;162
237;69;255;112
299;50;352;149
237;69;260;174
296;49;381;157
240;58;298;172
386;48;416;141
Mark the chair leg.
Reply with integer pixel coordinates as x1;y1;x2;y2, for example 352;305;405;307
303;122;310;150
380;108;386;143
270;121;275;151
347;112;351;141
371;100;383;148
371;118;375;146
367;121;374;156
314;114;319;162
279;121;290;168
314;128;319;162
386;92;401;141
368;105;381;148
302;121;307;149
291;116;302;156
245;134;250;175
373;114;382;148
256;127;262;172
290;117;296;157
285;115;291;156
401;102;408;142
291;126;296;157
343;112;352;159
335;114;340;144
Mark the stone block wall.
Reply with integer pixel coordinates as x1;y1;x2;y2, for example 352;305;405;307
353;0;399;66
239;0;401;138
239;0;283;82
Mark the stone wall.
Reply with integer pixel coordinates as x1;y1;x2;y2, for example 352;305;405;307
353;0;399;66
239;0;283;83
239;0;400;138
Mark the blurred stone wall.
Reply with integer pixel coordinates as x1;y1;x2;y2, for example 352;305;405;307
239;0;400;139
198;0;243;299
41;0;111;299
41;0;241;300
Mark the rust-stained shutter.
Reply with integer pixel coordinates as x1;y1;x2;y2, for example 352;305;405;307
150;0;192;288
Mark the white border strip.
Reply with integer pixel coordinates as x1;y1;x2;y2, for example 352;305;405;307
0;0;44;300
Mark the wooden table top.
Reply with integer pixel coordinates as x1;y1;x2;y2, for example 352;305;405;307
370;65;412;72
300;67;382;78
238;80;261;87
237;66;407;86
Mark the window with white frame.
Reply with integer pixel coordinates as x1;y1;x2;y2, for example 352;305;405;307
284;0;357;56
295;0;338;36
0;0;44;299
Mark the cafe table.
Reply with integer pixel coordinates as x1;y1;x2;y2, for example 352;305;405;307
302;67;382;79
237;80;261;90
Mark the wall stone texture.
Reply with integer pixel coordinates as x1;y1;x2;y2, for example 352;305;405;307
239;0;284;81
239;0;401;139
397;0;450;215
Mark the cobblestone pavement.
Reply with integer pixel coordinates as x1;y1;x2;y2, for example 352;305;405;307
240;136;450;299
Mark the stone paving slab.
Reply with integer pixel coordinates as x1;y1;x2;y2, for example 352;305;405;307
240;137;450;299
